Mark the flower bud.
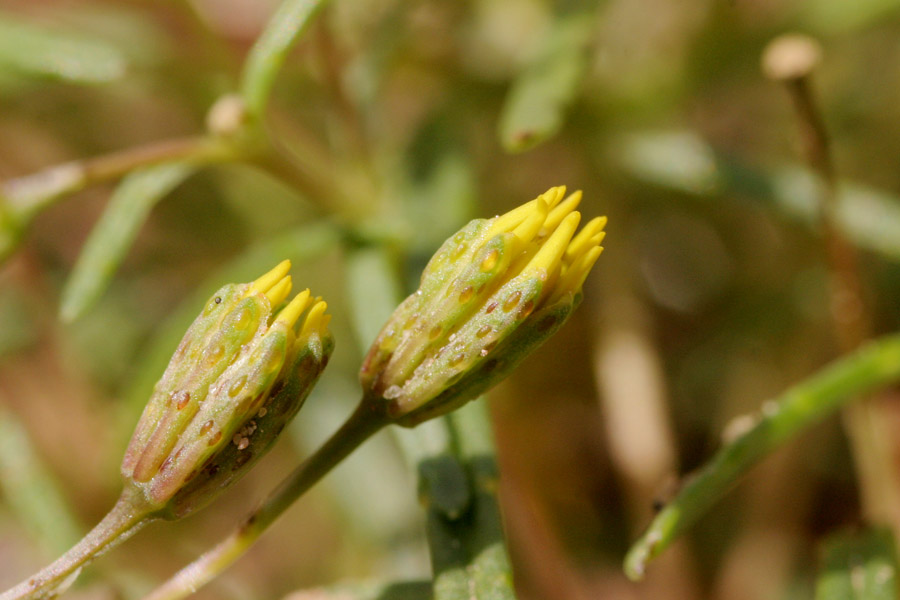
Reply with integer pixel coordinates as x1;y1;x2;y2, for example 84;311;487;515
360;186;606;426
121;261;333;517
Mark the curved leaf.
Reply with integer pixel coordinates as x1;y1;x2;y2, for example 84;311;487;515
499;15;593;153
0;12;126;83
816;528;898;600
624;334;900;580
60;163;195;322
615;131;900;263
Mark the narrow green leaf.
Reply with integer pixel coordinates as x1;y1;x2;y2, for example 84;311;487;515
345;247;404;347
0;12;126;83
498;15;593;153
240;0;330;118
401;152;475;255
816;528;898;600
60;163;195;322
624;334;900;580
424;403;515;600
0;404;83;555
615;131;900;263
801;0;900;33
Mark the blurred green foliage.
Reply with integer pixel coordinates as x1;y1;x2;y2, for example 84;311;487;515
4;0;900;599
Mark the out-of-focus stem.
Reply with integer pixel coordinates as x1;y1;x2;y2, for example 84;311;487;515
1;136;234;221
0;490;152;600
762;34;897;527
624;333;900;580
142;400;389;600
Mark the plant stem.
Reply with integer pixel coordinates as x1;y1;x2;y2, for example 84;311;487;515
624;333;900;581
0;490;152;600
1;136;234;221
142;400;389;600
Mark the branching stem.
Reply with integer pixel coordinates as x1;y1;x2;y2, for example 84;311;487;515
142;400;389;600
1;136;235;221
0;490;153;600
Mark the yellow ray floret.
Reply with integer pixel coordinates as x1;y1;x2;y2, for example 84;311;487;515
524;211;581;279
300;301;329;338
487;186;566;237
566;216;607;261
539;185;567;210
249;260;292;295
265;276;293;307
542;190;582;235
552;246;604;304
275;289;311;329
512;199;548;245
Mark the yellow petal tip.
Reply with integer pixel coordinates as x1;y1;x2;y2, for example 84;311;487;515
275;289;311;329
250;260;292;295
526;211;581;278
265;276;293;307
300;301;329;338
512;198;548;244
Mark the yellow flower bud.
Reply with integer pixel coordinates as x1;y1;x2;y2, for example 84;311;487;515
360;186;605;426
121;261;334;517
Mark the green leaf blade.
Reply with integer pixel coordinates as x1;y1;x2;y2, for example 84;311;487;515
614;130;900;264
816;528;898;600
60;163;195;322
0;12;127;84
0;404;83;555
624;334;900;580
498;16;593;153
240;0;330;118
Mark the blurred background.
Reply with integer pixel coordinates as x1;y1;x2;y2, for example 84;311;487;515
3;0;900;598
